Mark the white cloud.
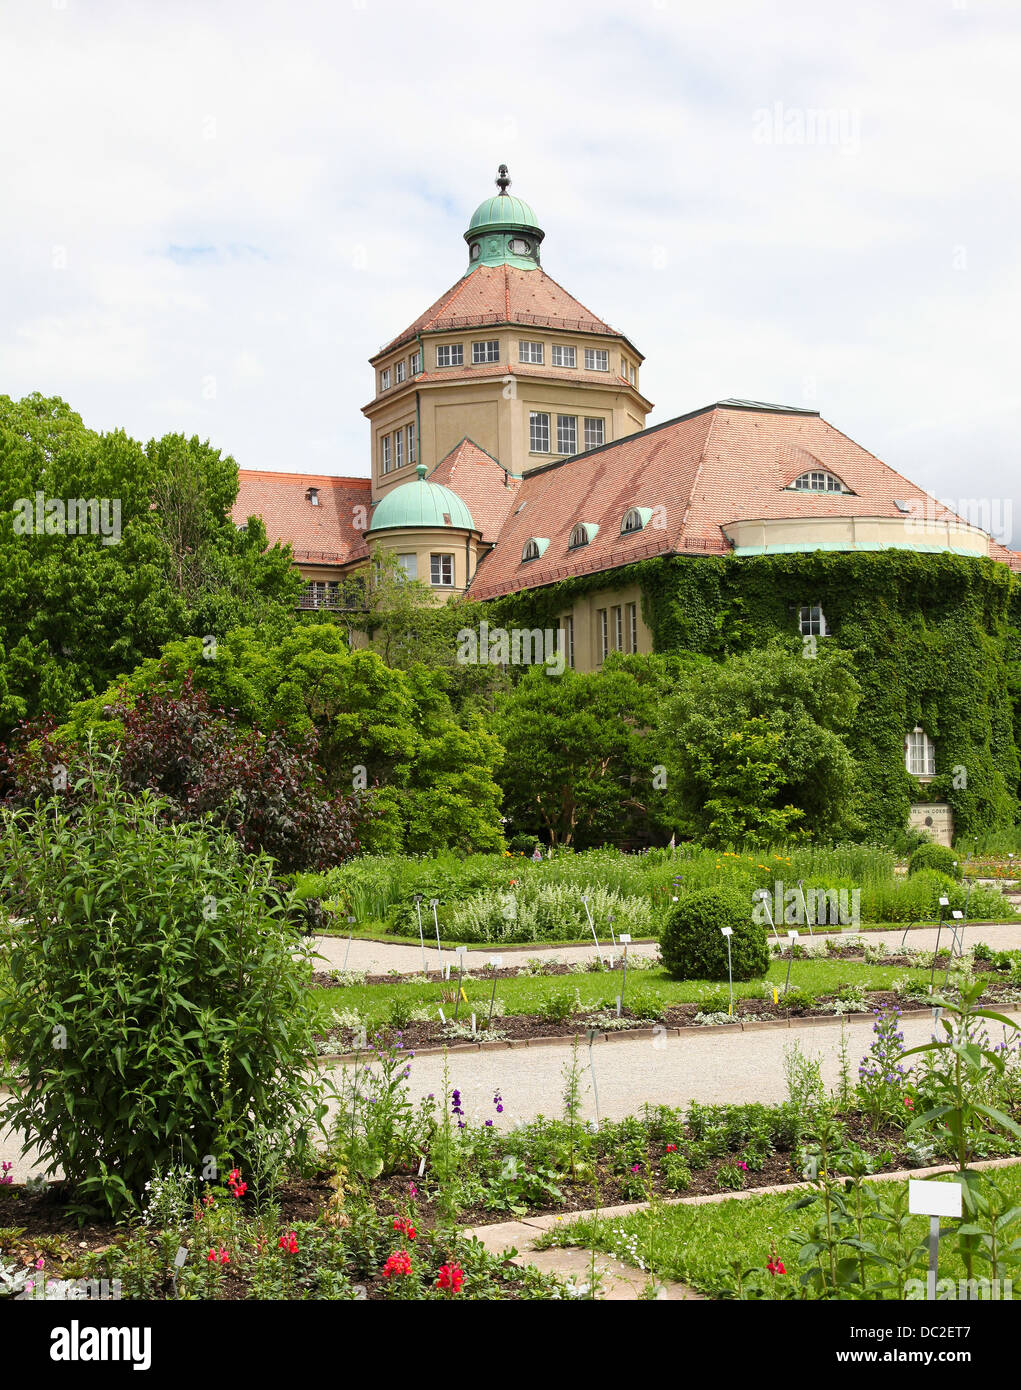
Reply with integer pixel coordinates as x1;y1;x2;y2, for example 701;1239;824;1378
1;0;1018;540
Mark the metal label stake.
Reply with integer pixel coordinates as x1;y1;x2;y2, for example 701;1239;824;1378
430;899;442;973
414;894;427;974
488;955;502;1026
581;895;605;968
343;915;356;970
721;926;734;1016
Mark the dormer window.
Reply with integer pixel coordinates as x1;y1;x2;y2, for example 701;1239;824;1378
522;537;549;563
509;238;530;255
568;522;599;549
621;507;651;534
906;728;936;778
791;470;845;493
306;487;320;507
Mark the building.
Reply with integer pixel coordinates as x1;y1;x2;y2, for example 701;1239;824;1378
233;168;1021;841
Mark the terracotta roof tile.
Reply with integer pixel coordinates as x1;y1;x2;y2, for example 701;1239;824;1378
233;471;371;568
427;439;521;544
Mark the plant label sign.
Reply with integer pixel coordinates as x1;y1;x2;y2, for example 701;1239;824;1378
619;934;632;944
908;1180;962;1219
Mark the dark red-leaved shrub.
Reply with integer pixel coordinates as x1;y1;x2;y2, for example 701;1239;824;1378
0;675;370;873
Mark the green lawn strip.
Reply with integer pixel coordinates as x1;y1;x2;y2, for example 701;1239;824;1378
542;1162;1021;1295
312;958;929;1031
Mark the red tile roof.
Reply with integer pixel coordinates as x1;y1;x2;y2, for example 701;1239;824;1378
233;471;371;568
467;401;1020;599
427;439;522;544
373;264;636;361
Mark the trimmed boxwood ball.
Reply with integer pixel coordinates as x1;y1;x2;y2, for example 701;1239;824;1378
660;887;770;981
908;842;962;880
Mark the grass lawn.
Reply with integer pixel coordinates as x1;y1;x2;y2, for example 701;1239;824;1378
312;957;932;1031
541;1160;1021;1296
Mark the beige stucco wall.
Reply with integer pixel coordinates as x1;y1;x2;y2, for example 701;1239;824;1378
723;514;991;557
364;525;480;597
554;580;652;672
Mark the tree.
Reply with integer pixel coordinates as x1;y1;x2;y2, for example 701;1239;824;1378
658;642;863;845
493;654;670;847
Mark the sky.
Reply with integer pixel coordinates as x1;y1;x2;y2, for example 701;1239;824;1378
1;0;1018;544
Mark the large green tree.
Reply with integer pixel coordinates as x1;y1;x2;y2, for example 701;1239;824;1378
0;393;300;737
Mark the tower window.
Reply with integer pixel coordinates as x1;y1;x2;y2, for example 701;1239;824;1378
394;429;403;470
381;435;391;473
410;350;422;375
396;553;418;580
395;360;406;384
436;344;464;368
906;728;936;777
584;418;605;448
585;348;609;371
798;605;827;637
519;340;544;364
430;553;454;586
557;415;577;454
472;340;500;364
379;367;391;391
509;238;530;255
552;345;576;368
406;422;416;464
791;470;845;492
529;412;550;453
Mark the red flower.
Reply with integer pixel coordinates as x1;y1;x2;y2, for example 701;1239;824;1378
436;1262;464;1293
392;1217;417;1240
665;1144;677;1153
904;1096;914;1110
278;1231;299;1256
382;1250;413;1278
767;1259;786;1276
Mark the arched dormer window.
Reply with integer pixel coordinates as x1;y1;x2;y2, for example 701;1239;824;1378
521;537;549;563
621;507;652;535
568;522;599;549
791;470;846;493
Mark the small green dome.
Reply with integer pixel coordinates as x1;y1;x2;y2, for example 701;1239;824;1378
464;165;544;272
368;464;475;533
468;194;540;233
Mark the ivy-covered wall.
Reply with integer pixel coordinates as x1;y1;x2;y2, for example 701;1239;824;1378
481;551;1021;840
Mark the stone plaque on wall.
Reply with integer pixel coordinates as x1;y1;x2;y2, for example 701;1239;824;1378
908;801;955;847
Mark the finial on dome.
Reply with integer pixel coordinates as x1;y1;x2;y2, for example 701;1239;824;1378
416;463;427;479
495;164;511;195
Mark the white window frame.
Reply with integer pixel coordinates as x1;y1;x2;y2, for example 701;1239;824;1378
436;344;464;368
792;470;844;493
394;429;403;470
798;605;827;637
613;606;624;652
472;339;500;364
430;553;455;587
381;434;391;473
568;523;589;549
410;350;422;375
396;553;418;581
585;348;609;371
621;507;644;534
406;422;416;464
519;340;544;364
598;609;609;663
557;415;577;454
627;602;638;654
395;360;406;384
584;417;605;449
552;344;576;368
562;614;575;668
906;728;936;778
379;367;391;391
529;411;550;453
522;538;541;562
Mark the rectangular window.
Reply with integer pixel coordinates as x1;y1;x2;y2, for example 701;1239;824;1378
396;553;418;581
626;603;638;654
584;417;605;449
472;340;500;364
381;434;391;472
613;606;624;652
395;360;406;384
557;415;577;454
629;364;636;386
621;356;628;377
529;411;550;453
430;553;454;587
598;609;609;663
798;605;827;637
436;344;464;367
379;367;391;391
394;429;403;470
564;615;575;668
552;344;576;368
585;348;609;371
406;422;416;464
906;730;936;777
410;350;422;375
519;339;544;364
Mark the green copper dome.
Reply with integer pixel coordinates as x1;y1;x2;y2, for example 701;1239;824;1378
367;464;475;533
464;165;543;272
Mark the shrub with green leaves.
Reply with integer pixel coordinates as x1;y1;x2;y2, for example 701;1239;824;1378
0;786;322;1217
660;888;769;982
908;842;962;880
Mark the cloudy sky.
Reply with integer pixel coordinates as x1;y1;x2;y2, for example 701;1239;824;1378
2;0;1018;543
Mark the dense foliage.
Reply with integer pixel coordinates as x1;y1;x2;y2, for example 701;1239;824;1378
908;841;962;880
0;787;322;1216
659;888;770;981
